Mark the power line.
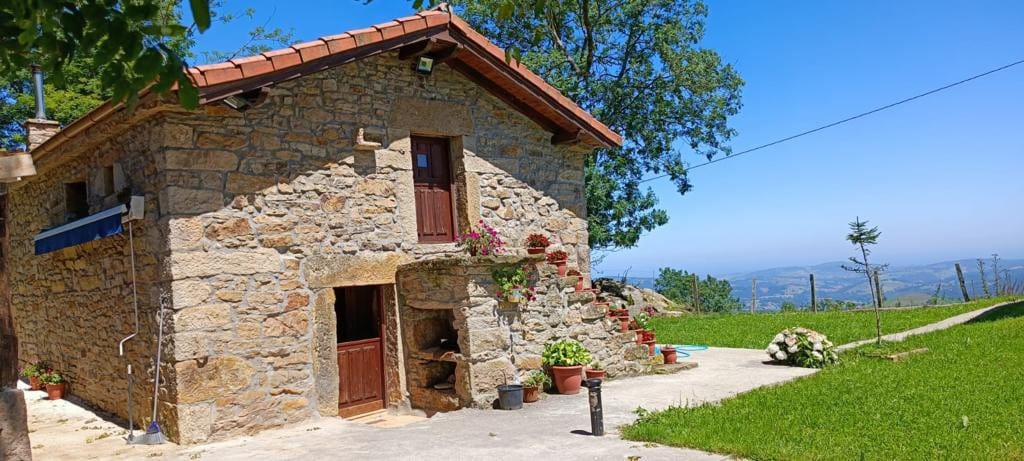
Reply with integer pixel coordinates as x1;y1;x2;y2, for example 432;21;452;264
639;57;1024;184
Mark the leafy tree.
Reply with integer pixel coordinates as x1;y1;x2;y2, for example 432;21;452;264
451;0;743;250
0;1;291;149
1;0;213;112
841;217;887;344
780;301;798;312
654;267;740;313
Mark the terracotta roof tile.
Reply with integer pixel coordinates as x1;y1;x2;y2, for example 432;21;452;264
262;48;302;70
349;27;383;47
198;62;244;86
230;55;275;78
323;33;356;54
31;4;621;162
374;21;405;40
292;40;329;62
395;15;428;34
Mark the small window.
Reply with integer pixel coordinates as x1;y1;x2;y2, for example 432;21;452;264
64;182;88;222
101;165;115;197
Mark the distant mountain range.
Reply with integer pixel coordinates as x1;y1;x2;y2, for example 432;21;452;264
599;258;1024;310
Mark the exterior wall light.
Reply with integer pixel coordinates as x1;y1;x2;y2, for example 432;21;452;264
416;56;435;75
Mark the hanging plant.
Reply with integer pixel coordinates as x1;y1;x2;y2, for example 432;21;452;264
492;265;535;304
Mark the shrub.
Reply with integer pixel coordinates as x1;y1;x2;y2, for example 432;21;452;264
524;233;551;248
765;327;839;368
456;220;504;256
542;340;592;367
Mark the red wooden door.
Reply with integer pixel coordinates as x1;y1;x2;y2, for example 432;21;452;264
336;286;385;417
412;136;455;243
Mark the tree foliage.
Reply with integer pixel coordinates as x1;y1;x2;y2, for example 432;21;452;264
0;1;291;149
0;0;212;112
654;267;740;313
451;0;743;250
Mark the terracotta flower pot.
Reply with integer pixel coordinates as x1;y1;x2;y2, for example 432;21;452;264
643;340;656;356
554;260;568;276
527;247;545;255
585;368;606;381
29;376;43;390
574;276;584;292
45;383;66;400
635;329;647;345
662;346;678;364
618;317;630;333
551;365;584;395
523;385;541;403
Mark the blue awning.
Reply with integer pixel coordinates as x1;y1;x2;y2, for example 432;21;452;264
34;205;127;255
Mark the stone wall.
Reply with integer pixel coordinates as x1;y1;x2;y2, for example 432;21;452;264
7;116;175;438
157;51;593;443
397;256;647;410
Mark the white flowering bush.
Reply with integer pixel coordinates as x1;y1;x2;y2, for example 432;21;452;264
765;327;839;368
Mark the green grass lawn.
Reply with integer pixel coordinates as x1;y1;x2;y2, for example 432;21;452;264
652;296;1020;349
622;300;1024;460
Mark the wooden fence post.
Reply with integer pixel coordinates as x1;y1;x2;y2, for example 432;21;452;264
691;274;701;314
810;273;817;313
873;270;884;308
751;278;757;313
955;263;970;302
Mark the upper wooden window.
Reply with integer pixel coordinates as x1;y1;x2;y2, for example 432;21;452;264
412;136;455;243
64;182;88;223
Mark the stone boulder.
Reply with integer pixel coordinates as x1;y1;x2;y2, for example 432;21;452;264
592;278;678;315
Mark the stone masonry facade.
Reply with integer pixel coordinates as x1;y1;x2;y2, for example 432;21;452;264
8;50;628;445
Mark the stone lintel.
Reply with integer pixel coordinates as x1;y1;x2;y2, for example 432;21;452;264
304;252;408;288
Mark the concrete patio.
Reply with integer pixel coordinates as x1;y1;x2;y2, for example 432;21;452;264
25;347;816;460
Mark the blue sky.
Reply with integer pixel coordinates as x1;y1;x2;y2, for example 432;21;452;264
188;1;1024;276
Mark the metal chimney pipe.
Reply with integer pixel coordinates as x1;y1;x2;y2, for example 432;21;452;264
31;64;47;120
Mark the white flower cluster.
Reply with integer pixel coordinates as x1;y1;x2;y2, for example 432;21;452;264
765;327;839;368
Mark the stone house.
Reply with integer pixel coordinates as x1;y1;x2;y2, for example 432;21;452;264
2;6;648;444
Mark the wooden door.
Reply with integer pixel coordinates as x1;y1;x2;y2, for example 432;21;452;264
336;286;385;417
412;136;455;243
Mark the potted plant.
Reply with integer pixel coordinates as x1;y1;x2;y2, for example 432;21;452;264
585;361;606;381
542;340;592;395
21;361;47;390
661;345;678;364
566;269;584;291
524;233;551;255
640;330;657;356
522;370;550;403
617;316;630;333
456;220;504;256
492;265;535;305
545;250;569;276
40;370;66;400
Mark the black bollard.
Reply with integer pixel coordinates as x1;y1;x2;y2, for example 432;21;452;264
583;378;604;436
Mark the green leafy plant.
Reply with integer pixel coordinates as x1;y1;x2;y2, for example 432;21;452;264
633;312;652;330
522;370;551;388
492;265;534;302
39;370;65;385
21;361;48;378
542;340;592;367
589;360;604;371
